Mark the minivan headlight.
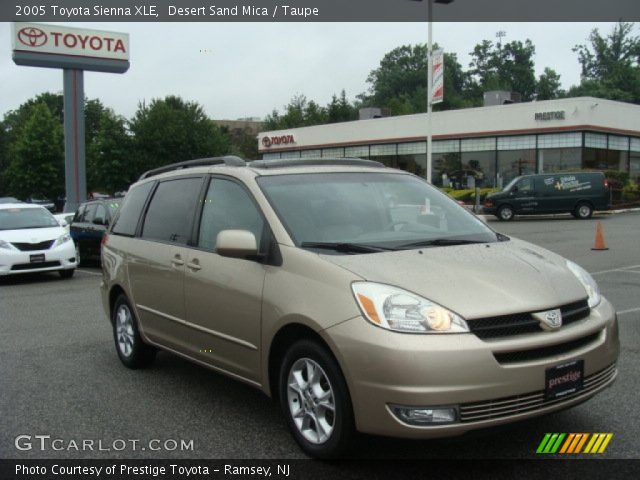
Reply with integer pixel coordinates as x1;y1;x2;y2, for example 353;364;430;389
566;260;601;308
54;234;72;247
0;239;16;250
352;282;469;333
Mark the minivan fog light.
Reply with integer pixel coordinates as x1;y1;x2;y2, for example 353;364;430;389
390;405;458;425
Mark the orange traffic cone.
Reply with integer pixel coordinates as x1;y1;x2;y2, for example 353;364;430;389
591;222;609;251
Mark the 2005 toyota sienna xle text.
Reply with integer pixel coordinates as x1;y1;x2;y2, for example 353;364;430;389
100;157;619;458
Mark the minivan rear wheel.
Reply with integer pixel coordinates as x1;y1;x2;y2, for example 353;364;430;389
497;205;514;221
112;294;156;369
575;202;593;219
279;339;354;458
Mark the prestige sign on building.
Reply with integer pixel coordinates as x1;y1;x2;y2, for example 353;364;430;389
12;22;129;73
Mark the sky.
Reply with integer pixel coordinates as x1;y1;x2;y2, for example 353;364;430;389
1;22;620;121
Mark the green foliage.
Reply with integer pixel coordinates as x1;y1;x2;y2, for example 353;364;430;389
622;182;640;202
4;103;64;199
446;188;499;203
264;90;358;130
359;44;476;115
468;39;538;101
536;68;565;100
129;95;229;177
570;22;640;103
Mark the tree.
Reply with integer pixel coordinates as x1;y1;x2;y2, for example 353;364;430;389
129;96;229;176
359;44;475;115
327;90;358;123
87;108;133;193
263;94;332;130
468;39;538;101
536;68;564;100
4;103;64;199
569;22;640;103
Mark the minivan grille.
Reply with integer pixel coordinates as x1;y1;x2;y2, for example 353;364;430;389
11;261;60;271
459;363;616;423
468;299;590;339
493;332;601;364
11;240;55;251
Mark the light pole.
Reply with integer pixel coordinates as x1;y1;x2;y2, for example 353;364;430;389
411;0;454;184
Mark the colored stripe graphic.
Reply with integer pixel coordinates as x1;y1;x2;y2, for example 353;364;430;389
537;433;613;454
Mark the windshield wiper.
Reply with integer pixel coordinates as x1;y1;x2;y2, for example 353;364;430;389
397;238;488;249
300;241;394;253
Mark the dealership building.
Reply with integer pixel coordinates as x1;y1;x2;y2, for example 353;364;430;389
257;97;640;188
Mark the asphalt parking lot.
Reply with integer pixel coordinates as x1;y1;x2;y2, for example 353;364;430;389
1;211;639;460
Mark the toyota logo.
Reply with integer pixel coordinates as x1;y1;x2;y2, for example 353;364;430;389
18;27;48;47
533;308;562;331
261;137;272;148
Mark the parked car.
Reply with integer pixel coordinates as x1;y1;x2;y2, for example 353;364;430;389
0;203;77;278
0;196;22;204
70;198;121;265
26;195;56;213
54;213;75;233
484;171;611;221
101;157;618;458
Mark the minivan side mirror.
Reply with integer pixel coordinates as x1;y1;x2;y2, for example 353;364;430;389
511;186;519;194
216;230;258;259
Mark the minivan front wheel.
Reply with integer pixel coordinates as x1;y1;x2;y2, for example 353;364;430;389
279;340;354;458
497;205;514;221
112;294;156;369
575;202;593;219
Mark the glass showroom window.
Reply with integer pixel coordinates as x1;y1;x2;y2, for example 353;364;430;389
370;144;397;168
432;152;461;187
539;148;582;172
583;148;628;171
497;149;536;185
631;138;640;182
460;151;496;188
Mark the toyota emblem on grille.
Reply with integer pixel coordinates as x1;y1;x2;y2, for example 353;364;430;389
17;27;48;48
533;308;562;331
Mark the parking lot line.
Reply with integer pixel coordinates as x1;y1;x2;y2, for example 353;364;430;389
618;307;640;316
591;265;640;276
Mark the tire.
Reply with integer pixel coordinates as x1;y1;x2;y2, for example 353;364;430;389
59;269;75;279
497;205;515;221
112;294;156;369
279;339;355;458
575;202;593;219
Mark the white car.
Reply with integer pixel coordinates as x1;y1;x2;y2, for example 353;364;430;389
0;203;77;278
53;213;75;233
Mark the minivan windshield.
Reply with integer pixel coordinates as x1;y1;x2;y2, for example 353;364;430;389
0;207;59;230
257;172;500;251
503;176;522;192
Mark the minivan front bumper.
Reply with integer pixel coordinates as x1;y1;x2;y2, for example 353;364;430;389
322;297;619;439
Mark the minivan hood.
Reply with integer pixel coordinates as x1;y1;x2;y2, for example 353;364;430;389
0;226;63;243
320;238;588;320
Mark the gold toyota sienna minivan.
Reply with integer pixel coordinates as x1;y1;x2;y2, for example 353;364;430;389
100;157;619;458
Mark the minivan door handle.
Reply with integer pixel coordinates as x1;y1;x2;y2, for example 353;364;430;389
186;259;202;271
171;254;185;267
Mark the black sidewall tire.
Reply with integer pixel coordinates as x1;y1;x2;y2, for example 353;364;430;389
112;294;156;369
498;205;514;221
279;339;355;458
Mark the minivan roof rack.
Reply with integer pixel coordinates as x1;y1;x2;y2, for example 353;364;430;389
248;158;385;169
139;156;246;180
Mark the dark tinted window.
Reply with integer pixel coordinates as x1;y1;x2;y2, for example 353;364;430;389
111;182;154;236
73;205;86;223
94;204;107;224
83;204;98;223
142;178;202;245
198;179;264;251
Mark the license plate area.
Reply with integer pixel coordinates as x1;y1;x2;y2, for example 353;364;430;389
30;253;45;263
545;360;584;399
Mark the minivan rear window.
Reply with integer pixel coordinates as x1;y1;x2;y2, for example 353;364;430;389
111;182;154;237
141;177;203;245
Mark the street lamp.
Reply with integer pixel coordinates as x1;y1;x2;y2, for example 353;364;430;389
411;0;454;184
